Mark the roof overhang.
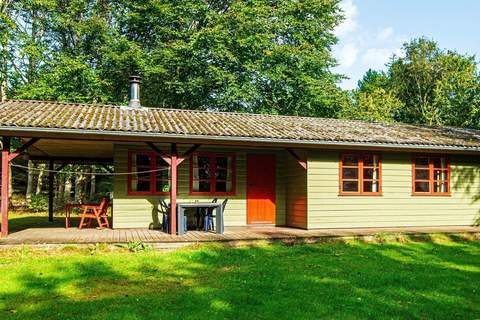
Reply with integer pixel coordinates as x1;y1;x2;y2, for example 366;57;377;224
1;126;480;154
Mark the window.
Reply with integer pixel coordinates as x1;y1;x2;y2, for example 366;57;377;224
413;155;450;195
339;153;382;195
190;153;235;195
128;151;170;195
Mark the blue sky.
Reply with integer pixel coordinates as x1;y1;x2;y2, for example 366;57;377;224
333;0;480;89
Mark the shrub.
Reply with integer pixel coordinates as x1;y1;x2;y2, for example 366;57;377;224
27;194;48;212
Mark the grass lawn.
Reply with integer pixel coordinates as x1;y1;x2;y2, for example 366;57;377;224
0;237;479;320
7;211;82;233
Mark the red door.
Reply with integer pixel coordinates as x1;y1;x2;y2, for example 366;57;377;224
247;155;276;224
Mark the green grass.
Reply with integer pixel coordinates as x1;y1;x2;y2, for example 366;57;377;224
8;212;83;233
0;239;479;319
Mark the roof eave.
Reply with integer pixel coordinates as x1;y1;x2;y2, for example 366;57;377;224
1;126;480;154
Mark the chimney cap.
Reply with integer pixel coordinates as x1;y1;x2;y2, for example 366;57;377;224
129;75;142;83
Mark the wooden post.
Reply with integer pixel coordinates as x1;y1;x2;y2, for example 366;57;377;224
170;143;178;235
48;159;54;222
1;137;10;237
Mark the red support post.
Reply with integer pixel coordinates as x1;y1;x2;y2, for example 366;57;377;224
170;143;178;235
1;137;10;237
48;159;54;222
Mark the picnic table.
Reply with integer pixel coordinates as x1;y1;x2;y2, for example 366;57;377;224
176;202;224;235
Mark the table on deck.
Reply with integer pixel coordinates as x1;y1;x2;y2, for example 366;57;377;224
176;202;224;235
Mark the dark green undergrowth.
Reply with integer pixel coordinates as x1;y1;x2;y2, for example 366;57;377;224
1;239;479;320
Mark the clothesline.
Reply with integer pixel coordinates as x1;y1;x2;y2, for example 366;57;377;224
10;163;169;176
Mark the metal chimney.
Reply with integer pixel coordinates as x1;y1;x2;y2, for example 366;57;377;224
128;76;142;108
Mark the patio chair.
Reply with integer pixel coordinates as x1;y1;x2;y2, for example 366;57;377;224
204;198;227;232
196;198;217;229
78;197;110;230
159;199;187;233
159;199;170;233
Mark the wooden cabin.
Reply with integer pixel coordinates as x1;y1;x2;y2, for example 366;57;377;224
1;99;480;237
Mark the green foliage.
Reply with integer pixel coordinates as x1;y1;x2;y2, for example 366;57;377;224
5;0;347;117
124;241;153;253
351;38;480;128
27;194;48;212
389;38;480;127
357;69;389;94
341;87;403;123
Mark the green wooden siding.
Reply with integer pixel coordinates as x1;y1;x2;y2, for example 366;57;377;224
113;144;286;229
307;151;480;229
285;154;307;228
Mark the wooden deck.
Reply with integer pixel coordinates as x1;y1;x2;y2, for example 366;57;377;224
1;226;479;246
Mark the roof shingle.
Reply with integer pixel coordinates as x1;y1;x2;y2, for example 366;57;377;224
1;99;480;150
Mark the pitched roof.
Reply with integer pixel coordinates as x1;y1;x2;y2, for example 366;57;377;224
1;99;480;151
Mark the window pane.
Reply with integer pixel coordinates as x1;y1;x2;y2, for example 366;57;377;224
433;157;447;169
363;168;379;180
363;181;379;193
343;155;359;166
198;156;211;179
363;155;379;167
415;182;430;193
415;169;429;180
216;169;228;180
131;154;152;192
215;181;227;192
216;157;228;169
136;179;150;192
342;181;358;192
199;181;210;192
192;154;234;194
342;168;358;179
434;181;448;193
434;169;448;181
415;157;429;167
136;154;151;166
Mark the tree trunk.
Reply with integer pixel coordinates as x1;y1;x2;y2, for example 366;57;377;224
64;175;72;203
90;172;96;200
26;160;34;203
35;163;45;194
75;167;86;203
84;167;90;199
0;0;12;102
57;174;64;201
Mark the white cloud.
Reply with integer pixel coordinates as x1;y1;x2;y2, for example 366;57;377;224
335;0;358;37
332;1;407;89
377;27;394;41
361;47;399;69
338;42;359;67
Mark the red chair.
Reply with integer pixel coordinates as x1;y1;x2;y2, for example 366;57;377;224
78;197;110;230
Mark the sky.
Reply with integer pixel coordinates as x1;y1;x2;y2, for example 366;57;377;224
333;0;480;89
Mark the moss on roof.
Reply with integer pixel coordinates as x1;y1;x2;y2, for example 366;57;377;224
1;99;480;149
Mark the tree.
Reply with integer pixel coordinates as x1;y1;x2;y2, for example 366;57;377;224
340;87;403;123
350;38;480;128
357;69;389;94
8;0;347;117
0;0;14;101
389;38;480;127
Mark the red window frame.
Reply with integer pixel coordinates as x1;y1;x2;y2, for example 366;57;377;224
189;153;236;196
127;150;171;196
339;153;382;196
412;154;450;196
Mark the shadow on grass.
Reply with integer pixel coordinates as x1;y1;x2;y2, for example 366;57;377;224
5;212;117;233
0;239;479;320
